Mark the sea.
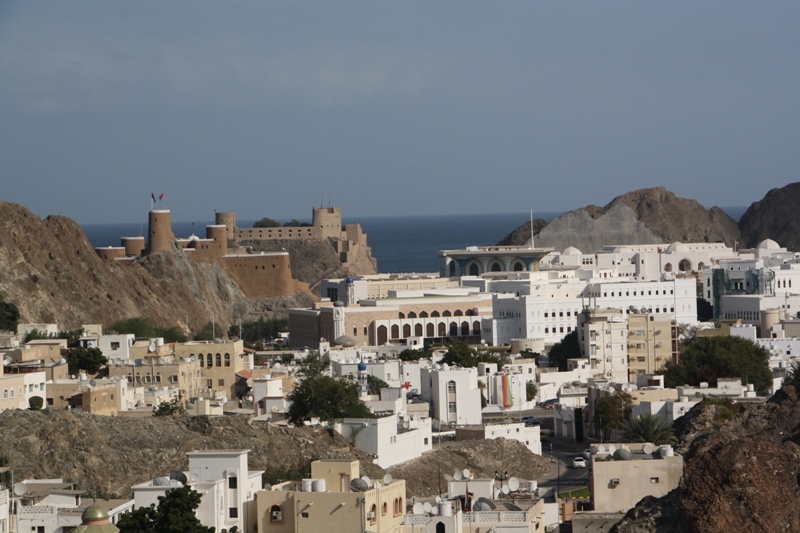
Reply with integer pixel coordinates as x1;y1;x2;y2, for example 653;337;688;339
82;207;749;275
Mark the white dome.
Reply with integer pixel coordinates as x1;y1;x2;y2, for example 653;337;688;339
562;246;582;255
758;239;780;250
666;242;687;253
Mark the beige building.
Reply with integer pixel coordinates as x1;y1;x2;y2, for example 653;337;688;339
626;313;679;380
47;380;121;415
107;355;204;399
578;308;629;383
174;340;252;399
255;459;406;533
591;443;683;514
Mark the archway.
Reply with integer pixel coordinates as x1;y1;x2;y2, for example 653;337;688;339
678;259;692;272
454;309;463;316
377;325;387;345
449;261;457;277
513;260;525;271
403;324;411;337
419;311;429;318
427;323;435;337
461;321;469;336
473;320;481;334
449;321;458;336
664;263;673;272
468;263;480;276
490;261;503;272
438;323;446;337
391;324;400;339
415;323;423;336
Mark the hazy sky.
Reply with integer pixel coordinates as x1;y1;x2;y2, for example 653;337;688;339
2;1;799;224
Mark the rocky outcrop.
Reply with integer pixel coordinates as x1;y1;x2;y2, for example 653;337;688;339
611;377;800;533
738;182;800;250
242;237;378;292
0;202;312;332
498;187;740;251
497;218;549;246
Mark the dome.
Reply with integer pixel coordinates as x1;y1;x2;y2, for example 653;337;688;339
333;335;357;348
82;505;109;522
357;361;367;371
758;239;780;250
334;300;345;307
562;246;582;255
666;242;687;253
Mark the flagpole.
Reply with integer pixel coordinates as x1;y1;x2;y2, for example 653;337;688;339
530;210;534;249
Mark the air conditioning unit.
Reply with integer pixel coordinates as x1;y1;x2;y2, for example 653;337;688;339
366;512;375;520
611;479;620;486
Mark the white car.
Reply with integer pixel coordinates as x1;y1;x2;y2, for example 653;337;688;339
572;457;587;468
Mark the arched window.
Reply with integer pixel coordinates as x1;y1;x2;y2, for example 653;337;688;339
454;309;463;316
415;323;423;336
270;505;283;523
436;522;446;533
490;261;502;272
370;504;377;525
469;263;480;276
399;312;405;319
472;321;481;334
215;353;222;367
438;323;446;337
513;260;525;271
447;381;456;393
391;325;400;339
431;311;440;318
449;262;457;277
199;354;204;368
678;259;692;272
403;324;412;337
461;321;469;336
408;311;417;318
427;323;435;337
207;354;213;368
2;389;7;399
664;263;673;272
443;310;451;317
419;311;429;318
377;325;388;345
224;353;230;367
382;502;388;516
449;322;458;336
465;309;474;316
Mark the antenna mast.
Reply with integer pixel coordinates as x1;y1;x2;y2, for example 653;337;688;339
530;210;535;249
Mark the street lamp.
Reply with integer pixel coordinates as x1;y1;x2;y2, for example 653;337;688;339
494;470;508;496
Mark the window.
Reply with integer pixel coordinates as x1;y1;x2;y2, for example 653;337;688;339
216;353;222;367
2;389;7;399
447;381;456;393
207;354;213;368
229;507;238;518
370;504;377;525
207;380;213;388
218;379;225;386
424;438;429;445
224;353;231;367
154;375;161;383
270;505;283;523
382;502;388;516
229;476;237;489
650;477;660;483
111;342;120;350
448;401;456;413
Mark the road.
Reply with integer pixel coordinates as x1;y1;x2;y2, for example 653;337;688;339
527;406;591;492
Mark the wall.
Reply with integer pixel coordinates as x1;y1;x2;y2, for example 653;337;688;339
221;253;308;298
592;453;683;513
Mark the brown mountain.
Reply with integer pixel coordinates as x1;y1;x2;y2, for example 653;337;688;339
611;375;800;533
738;182;800;250
498;187;740;252
0;202;312;332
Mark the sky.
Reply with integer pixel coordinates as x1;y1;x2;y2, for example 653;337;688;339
1;1;799;224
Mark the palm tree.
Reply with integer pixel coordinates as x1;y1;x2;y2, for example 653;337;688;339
621;413;676;445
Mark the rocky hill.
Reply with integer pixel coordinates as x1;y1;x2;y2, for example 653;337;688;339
0;202;313;332
0;409;548;499
738;182;800;251
498;187;740;252
497;218;549;246
611;375;800;533
242;237;378;293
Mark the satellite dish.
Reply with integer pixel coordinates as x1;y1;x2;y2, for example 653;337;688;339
608;444;617;454
597;444;606;453
374;482;382;489
473;501;491;511
89;379;97;387
349;478;369;492
435;496;442;504
361;476;372;488
154;476;171;486
423;502;432;513
454;471;463;481
170;471;188;484
640;307;649;314
148;343;156;353
2;356;13;366
643;443;655;454
501;484;510;494
462;469;471;479
13;482;27;496
413;502;425;515
383;474;393;485
186;403;195;409
504;502;522;511
430;507;439;515
403;420;410;429
476;497;496;510
468;473;474;480
590;446;598;455
263;483;272;491
508;477;520;492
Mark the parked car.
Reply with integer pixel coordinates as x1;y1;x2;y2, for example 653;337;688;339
521;416;542;427
572;457;587;468
583;449;592;460
539;398;558;408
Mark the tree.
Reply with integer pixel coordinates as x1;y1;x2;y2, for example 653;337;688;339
117;485;213;533
526;382;538;402
547;331;580;371
228;317;288;346
397;348;429;361
621;413;676;444
253;217;281;228
66;347;107;375
194;322;218;341
593;391;633;439
439;339;504;370
28;396;44;410
659;336;772;394
109;316;157;338
153;394;185;417
367;375;389;395
157;326;189;344
0;295;20;333
283;219;311;227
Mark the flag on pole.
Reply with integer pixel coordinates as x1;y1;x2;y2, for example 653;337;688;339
159;192;165;201
151;192;156;202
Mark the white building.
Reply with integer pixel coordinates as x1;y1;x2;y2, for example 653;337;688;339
631;397;700;423
577;308;630;383
537;363;592;402
331;358;402;388
132;449;263;533
0;484;9;533
336;414;432;468
252;376;289;417
420;366;482;426
17;324;59;337
98;334;136;361
457;421;542;455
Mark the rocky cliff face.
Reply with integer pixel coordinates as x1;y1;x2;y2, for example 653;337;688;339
242;237;378;292
0;202;312;332
738;182;800;250
611;377;800;533
498;187;740;252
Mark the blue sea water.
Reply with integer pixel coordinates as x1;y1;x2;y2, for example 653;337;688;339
82;206;749;275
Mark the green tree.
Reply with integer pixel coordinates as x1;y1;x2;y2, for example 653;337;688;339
194;322;218;341
66;347;107;375
28;396;44;410
283;219;311;227
23;328;53;343
253;217;281;228
593;391;633;439
547;331;580;371
228;317;288;346
439;339;504;370
659;336;772;394
156;326;189;344
526;381;538;402
367;375;389;395
397;348;429;361
109;316;158;338
287;375;372;426
0;295;20;333
153;394;185;417
621;413;676;444
117;485;213;533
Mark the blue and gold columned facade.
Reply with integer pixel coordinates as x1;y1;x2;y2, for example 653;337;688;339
438;245;554;277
